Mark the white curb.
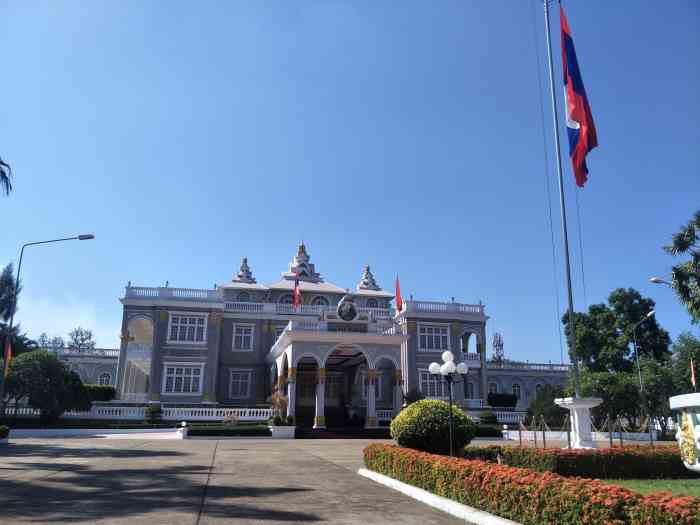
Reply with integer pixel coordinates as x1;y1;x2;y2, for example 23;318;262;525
358;468;521;525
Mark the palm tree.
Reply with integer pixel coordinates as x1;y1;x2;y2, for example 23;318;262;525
0;157;11;196
664;209;700;323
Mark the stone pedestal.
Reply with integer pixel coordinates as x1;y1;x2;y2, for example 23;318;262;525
555;396;602;449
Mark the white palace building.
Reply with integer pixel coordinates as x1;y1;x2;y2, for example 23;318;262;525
115;242;568;427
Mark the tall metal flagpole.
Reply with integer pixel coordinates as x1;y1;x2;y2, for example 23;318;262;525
543;0;581;397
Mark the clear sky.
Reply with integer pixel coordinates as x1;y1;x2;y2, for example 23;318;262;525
2;1;698;362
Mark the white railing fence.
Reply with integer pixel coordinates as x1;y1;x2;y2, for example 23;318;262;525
376;409;394;422
5;405;274;422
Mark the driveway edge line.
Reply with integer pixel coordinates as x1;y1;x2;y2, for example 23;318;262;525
357;468;521;525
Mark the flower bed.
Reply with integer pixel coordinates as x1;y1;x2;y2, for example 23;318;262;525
364;444;700;525
461;444;694;479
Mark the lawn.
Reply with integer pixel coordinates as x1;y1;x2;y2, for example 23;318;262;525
602;478;700;498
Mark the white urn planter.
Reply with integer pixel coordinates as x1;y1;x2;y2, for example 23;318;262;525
669;393;700;474
555;396;603;449
269;426;296;439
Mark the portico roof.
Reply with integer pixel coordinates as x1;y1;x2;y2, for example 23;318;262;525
266;279;347;294
217;281;270;291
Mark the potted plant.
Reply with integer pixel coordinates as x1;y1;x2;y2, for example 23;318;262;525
0;425;9;445
268;415;295;439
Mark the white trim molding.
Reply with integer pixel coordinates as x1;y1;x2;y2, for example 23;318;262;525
166;312;209;345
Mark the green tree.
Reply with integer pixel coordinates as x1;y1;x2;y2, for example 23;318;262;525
68;327;96;351
0;263;19;321
5;350;91;422
671;332;700;394
640;357;675;435
526;384;568;428
664;210;700;323
563;288;671;373
0;157;11;196
579;371;642;429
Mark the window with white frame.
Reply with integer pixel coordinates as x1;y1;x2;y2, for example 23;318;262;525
418;324;450;351
512;383;521;399
229;369;251;399
465;382;474;399
489;382;498;394
232;323;254;351
366;298;378;309
361;372;382;400
168;314;206;344
98;373;111;385
419;371;448;399
163;364;203;394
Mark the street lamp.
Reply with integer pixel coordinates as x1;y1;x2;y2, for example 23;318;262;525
1;234;95;412
429;351;468;456
649;277;672;286
632;309;655;445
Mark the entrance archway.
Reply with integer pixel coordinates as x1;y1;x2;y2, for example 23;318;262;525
322;345;370;428
294;356;319;428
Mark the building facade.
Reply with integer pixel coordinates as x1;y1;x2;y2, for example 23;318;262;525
56;348;119;386
116;242;568;427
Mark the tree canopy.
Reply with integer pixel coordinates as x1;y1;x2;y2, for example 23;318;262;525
0;157;11;196
664;209;700;323
68;327;96;351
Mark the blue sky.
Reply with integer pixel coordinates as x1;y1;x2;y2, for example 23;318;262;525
2;1;698;362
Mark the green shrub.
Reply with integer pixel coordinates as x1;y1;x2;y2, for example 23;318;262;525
144;404;162;423
477;410;498;425
487;392;517;408
0;425;9;439
390;399;476;455
84;385;117;402
474;424;503;438
460;444;694;479
363;444;700;525
270;415;283;426
286;415;295;426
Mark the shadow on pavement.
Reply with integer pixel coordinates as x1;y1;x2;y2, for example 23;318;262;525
0;442;189;459
0;459;321;523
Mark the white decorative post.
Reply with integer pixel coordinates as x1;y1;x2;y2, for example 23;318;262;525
365;369;378;428
428;351;469;457
313;368;326;429
393;370;403;415
286;367;296;419
555;397;602;449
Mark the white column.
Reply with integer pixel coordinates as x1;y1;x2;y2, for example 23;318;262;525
313;368;326;429
286;367;296;419
366;369;378;428
393;370;403;415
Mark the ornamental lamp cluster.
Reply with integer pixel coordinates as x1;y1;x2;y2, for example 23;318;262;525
428;351;468;377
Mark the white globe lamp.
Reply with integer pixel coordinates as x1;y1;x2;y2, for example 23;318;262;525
441;351;454;363
428;362;441;375
456;362;468;375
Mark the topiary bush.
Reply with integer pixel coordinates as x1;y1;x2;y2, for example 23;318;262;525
144;404;162;423
390;399;476;455
478;410;498;425
0;425;9;439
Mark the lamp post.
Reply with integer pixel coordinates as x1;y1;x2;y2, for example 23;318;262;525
429;351;468;457
649;277;672;286
632;309;655;445
0;234;95;413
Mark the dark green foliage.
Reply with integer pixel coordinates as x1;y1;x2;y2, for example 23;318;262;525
526;384;568;428
477;410;498;425
0;157;11;196
487;392;517;408
390;399;476;455
286;415;295;426
579;371;643;428
672;332;700;393
84;385;117;402
271;415;283;426
563;288;671;372
0;425;8;438
460;445;694;479
144;404;162;423
664;209;700;323
402;387;425;406
0;263;19;321
474;425;503;438
5;350;91;422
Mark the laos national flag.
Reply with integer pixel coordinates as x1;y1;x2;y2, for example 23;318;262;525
561;5;597;188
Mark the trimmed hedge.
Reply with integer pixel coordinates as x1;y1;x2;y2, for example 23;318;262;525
461;444;695;479
390;399;476;455
364;444;700;525
84;385;117;402
0;425;9;438
477;410;498;425
474;425;503;438
487;392;517;408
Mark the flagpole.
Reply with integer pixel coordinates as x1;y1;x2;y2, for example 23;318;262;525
543;0;581;397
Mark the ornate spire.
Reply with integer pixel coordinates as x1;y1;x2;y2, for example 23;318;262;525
283;241;321;282
357;264;380;291
233;257;256;283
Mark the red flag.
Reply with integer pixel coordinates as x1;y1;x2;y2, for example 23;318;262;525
395;276;403;312
3;339;11;378
292;274;301;309
691;358;697;391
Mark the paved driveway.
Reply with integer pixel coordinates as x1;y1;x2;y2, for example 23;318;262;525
0;438;462;524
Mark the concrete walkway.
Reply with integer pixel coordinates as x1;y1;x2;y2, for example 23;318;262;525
0;438;462;524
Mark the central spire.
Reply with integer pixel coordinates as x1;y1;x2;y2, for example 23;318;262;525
282;241;322;282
